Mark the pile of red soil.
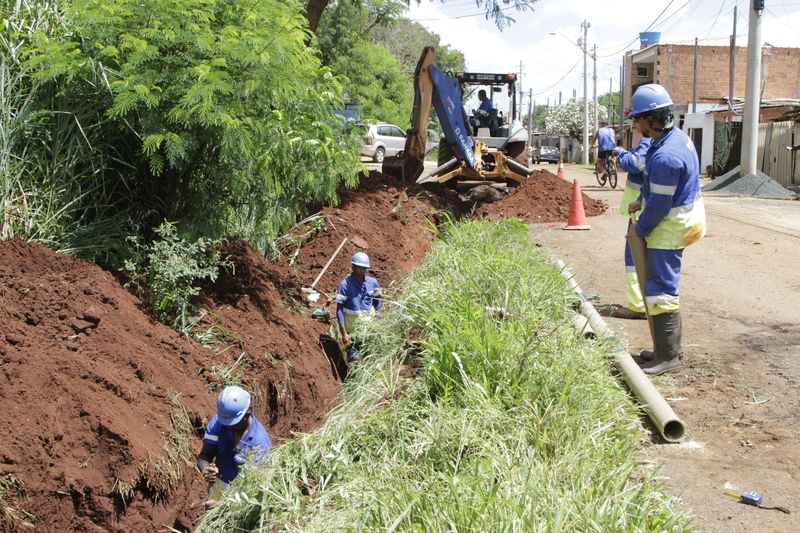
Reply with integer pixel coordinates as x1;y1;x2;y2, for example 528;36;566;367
481;169;607;222
0;238;213;532
288;171;461;298
0;167;605;531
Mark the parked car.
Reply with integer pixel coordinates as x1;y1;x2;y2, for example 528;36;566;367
360;123;407;163
539;146;561;164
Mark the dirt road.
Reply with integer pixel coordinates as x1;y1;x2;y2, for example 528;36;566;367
531;165;800;532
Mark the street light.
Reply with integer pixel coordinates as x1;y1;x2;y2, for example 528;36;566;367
549;24;591;165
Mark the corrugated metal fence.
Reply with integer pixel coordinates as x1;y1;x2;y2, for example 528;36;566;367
757;121;800;187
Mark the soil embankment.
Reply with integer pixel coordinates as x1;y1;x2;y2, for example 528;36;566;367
0;168;599;531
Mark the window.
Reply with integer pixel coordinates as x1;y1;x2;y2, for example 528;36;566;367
636;66;649;78
390;126;405;137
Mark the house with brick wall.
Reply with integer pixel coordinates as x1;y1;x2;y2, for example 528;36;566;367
622;41;800;175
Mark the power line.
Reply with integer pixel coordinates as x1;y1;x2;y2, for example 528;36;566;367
407;4;518;22
599;0;678;58
703;0;729;39
533;58;581;96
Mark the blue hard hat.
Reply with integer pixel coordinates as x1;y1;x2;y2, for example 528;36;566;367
628;84;673;118
216;385;251;426
351;252;370;268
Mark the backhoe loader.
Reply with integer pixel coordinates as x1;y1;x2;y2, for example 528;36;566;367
382;47;531;188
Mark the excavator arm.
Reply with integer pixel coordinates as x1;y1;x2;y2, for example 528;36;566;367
383;47;475;182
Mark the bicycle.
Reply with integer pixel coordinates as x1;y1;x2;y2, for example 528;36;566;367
595;154;618;189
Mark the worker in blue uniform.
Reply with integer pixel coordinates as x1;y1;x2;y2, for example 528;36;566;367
626;83;706;375
608;137;652;319
197;386;271;505
336;252;382;363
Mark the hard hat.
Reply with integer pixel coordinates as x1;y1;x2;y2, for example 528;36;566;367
628;84;673;118
351;252;370;268
216;385;251;426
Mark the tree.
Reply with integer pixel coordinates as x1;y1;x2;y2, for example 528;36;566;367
545;101;608;139
26;0;362;255
306;0;538;34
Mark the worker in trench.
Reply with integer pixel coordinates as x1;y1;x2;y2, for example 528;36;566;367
625;83;707;375
336;252;382;363
197;385;271;508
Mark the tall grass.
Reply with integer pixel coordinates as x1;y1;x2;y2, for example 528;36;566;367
1;0;134;261
199;218;693;532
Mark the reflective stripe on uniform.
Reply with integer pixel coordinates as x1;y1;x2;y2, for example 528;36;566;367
650;183;677;195
204;433;219;443
626;180;642;191
343;307;373;316
643;194;706;250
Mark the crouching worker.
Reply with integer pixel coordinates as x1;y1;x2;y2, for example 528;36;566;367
336;252;382;363
197;386;271;507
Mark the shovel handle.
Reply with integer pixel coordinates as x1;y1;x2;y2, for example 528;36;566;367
310;237;348;290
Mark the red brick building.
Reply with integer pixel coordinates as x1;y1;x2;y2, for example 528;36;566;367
623;42;800;112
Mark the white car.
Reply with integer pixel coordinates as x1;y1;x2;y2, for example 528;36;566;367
360;123;407;163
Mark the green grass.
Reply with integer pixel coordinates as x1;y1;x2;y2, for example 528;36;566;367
197;218;692;531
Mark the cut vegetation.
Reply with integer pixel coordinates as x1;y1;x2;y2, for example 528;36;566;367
200;219;692;532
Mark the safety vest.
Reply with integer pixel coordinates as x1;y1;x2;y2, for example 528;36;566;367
638;128;706;250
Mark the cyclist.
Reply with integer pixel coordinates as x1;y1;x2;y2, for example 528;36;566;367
591;122;617;184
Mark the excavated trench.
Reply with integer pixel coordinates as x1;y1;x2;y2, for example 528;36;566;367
0;169;605;531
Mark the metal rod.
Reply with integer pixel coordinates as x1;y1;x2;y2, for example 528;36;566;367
417;157;458;183
556;259;686;442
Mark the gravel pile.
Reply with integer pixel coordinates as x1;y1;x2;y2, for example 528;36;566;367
703;166;796;198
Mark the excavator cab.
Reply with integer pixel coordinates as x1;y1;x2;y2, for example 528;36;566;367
382;47;531;188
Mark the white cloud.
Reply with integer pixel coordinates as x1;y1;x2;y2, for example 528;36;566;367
405;0;800;108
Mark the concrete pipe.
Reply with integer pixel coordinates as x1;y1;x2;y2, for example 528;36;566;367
556;259;686;443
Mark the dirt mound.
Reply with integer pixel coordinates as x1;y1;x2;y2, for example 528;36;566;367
0;238;213;532
481;169;607;222
0;167;605;531
289;171;454;297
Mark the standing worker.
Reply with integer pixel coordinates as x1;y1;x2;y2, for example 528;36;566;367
591;121;617;181
625;84;706;375
609;137;652;320
197;386;271;506
336;252;382;363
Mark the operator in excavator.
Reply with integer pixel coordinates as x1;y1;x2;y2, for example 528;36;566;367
336;252;382;363
471;89;493;135
625;83;706;375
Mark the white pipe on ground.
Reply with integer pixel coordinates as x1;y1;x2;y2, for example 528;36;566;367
556;259;686;442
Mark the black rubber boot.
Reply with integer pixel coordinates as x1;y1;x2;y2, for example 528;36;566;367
639;312;682;375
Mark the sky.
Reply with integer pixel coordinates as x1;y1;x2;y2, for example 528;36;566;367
405;0;800;114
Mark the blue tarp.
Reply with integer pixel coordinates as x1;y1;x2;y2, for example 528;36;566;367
429;65;476;167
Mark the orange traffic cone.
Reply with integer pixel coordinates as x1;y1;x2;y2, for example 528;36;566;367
563;179;591;230
557;159;567;180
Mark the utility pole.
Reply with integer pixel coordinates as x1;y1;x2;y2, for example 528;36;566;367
527;89;533;141
692;37;699;113
741;0;764;176
608;77;613;129
581;20;591;165
619;64;624;146
592;44;598;133
518;60;524;121
729;5;738;110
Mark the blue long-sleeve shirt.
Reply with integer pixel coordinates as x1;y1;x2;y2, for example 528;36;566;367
635;128;701;242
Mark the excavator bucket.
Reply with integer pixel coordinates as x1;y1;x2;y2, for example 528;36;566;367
382;152;424;182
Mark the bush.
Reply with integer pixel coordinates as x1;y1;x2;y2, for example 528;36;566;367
125;222;223;332
8;0;361;259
